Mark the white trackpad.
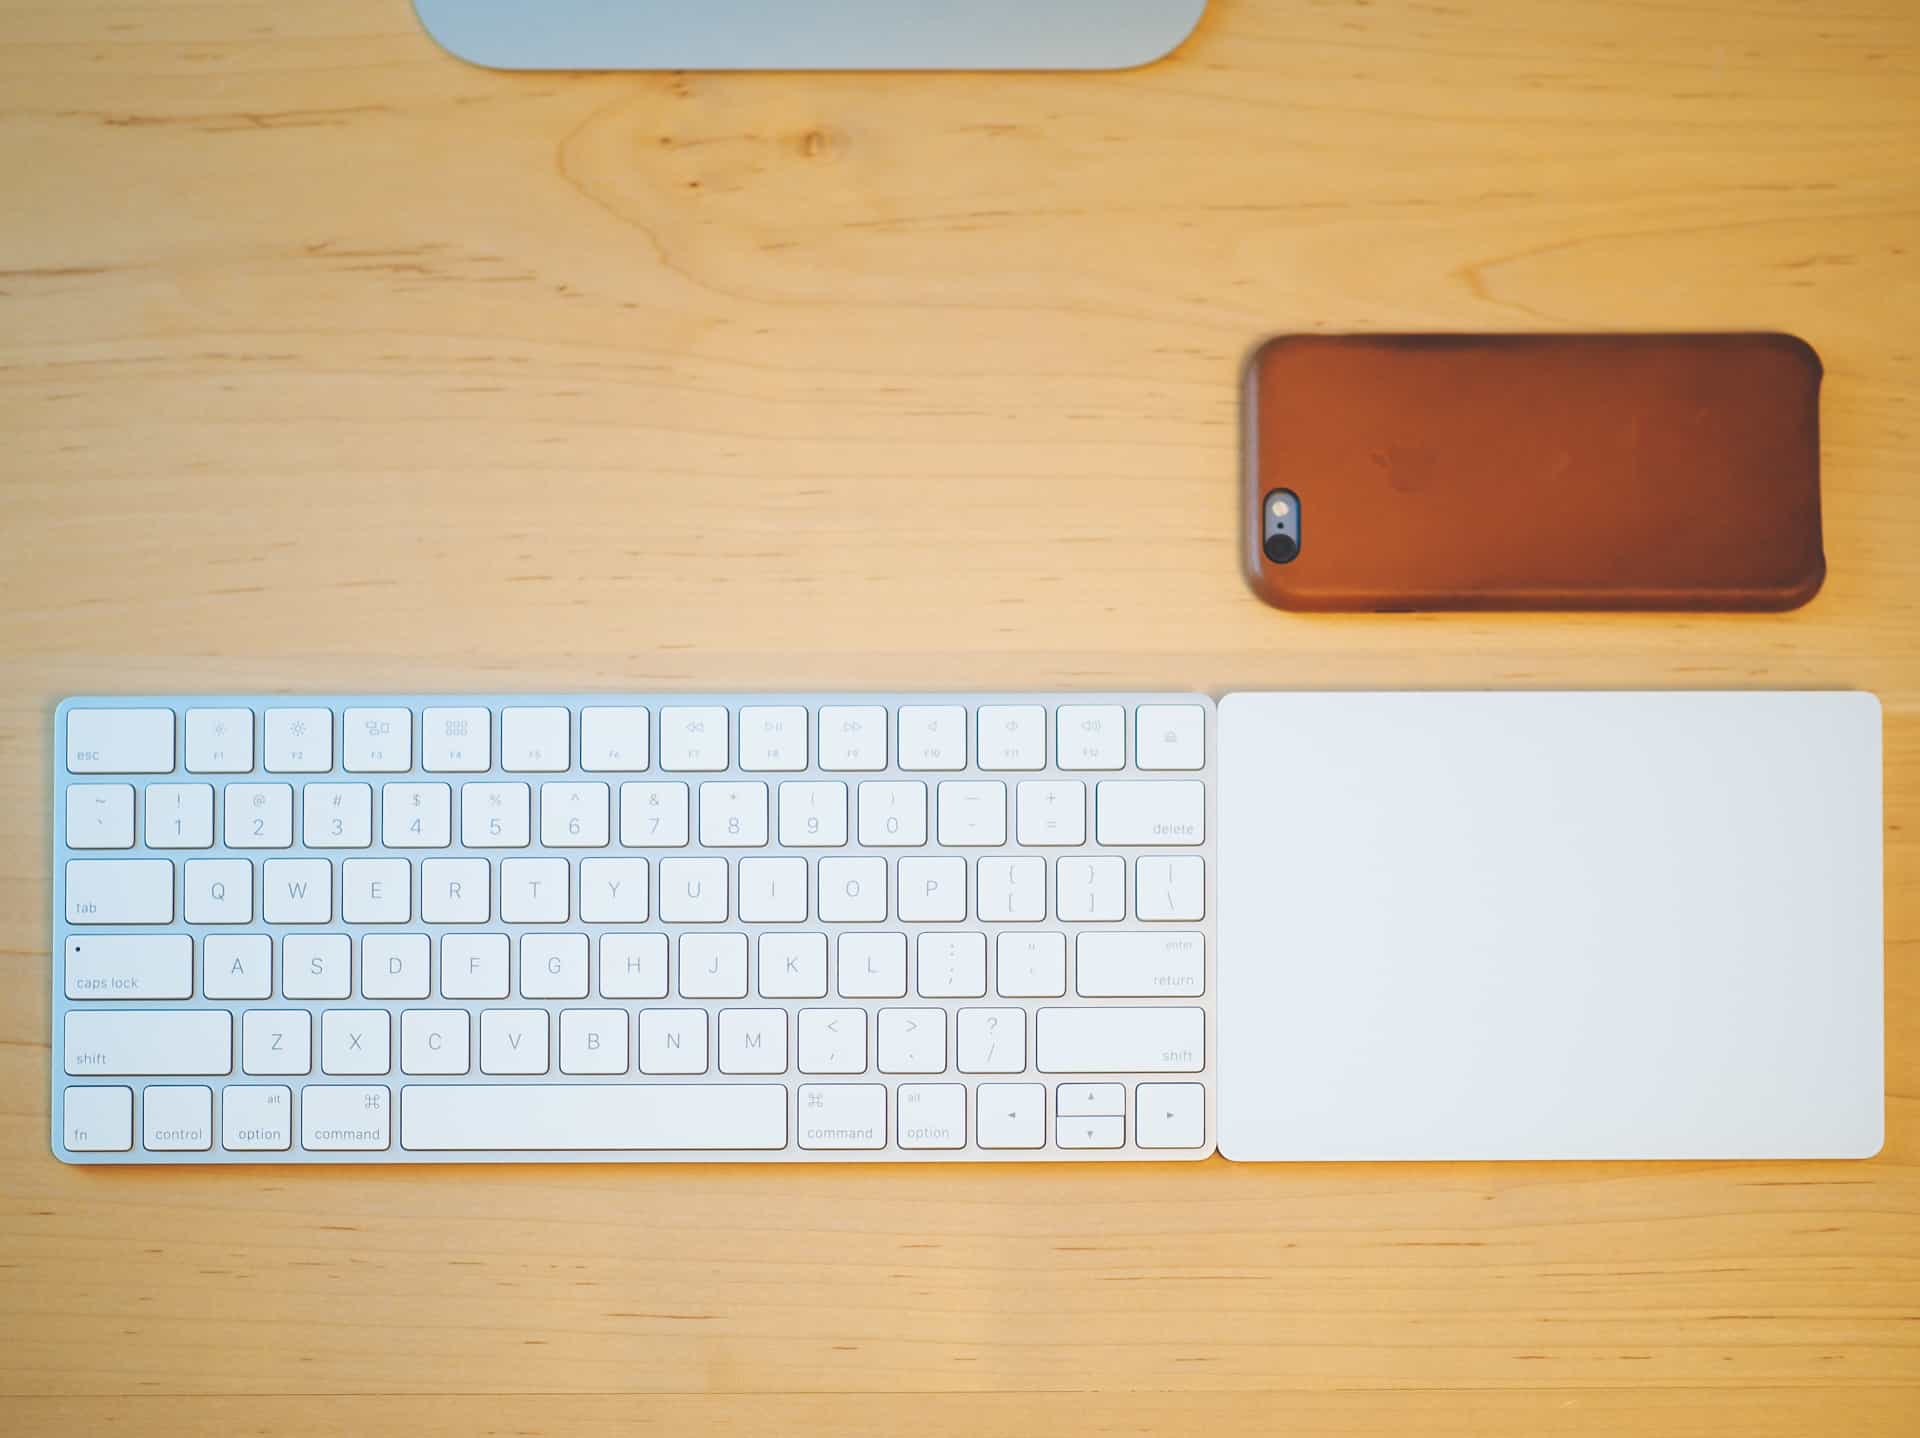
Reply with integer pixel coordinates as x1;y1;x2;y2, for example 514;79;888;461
1216;691;1882;1161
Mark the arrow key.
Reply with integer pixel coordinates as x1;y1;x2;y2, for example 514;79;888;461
1057;1116;1124;1149
1056;1082;1125;1118
975;1082;1044;1150
1136;1082;1206;1150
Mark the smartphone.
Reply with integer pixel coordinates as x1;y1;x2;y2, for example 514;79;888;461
1243;333;1825;612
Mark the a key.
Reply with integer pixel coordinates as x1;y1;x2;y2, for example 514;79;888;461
580;706;649;772
462;782;531;848
1095;780;1205;846
1056;855;1125;922
839;933;907;999
144;1085;214;1152
857;781;927;846
778;781;847;847
263;708;332;773
383;782;452;848
1015;781;1086;846
977;856;1046;922
560;1009;629;1075
1056;1082;1126;1117
638;1009;707;1075
284;935;352;1000
579;857;648;923
759;933;828;999
221;1085;293;1151
224;784;293;849
817;857;886;922
996;932;1067;998
659;707;728;771
521;934;590;998
917;932;988;998
501;707;570;772
936;780;1007;847
541;782;611;848
798;1009;867;1074
422;707;491;773
738;857;807;922
678;934;748;999
499;857;568;923
898;706;967;771
599;934;669;999
262;858;331;924
897;1083;967;1149
480;1010;550;1075
322;1010;392;1076
185;708;253;774
303;782;373;848
617;782;689;848
344;708;412;773
699;781;769;847
65;858;174;925
1055;705;1125;771
1136;1083;1207;1148
1036;1007;1205;1073
818;706;886;771
240;1010;310;1076
739;706;807;772
1135;704;1206;770
976;1083;1046;1149
877;1008;946;1073
897;856;966;922
63;935;193;1001
975;705;1046;771
441;935;509;1000
202;935;271;1000
796;1084;886;1150
62;1087;133;1152
67;707;174;774
342;858;411;923
421;857;491;923
1075;931;1205;996
184;858;253;924
1134;855;1206;921
718;1010;789;1075
301;1085;390;1152
957;1008;1026;1074
401;1010;471;1075
67;785;135;849
658;857;727;923
401;1084;788;1152
363;934;431;999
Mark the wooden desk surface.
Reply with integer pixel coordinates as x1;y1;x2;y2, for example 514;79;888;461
3;1;1916;1432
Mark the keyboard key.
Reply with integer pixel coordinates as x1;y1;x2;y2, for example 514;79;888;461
1136;1083;1207;1148
897;1082;966;1148
798;1009;866;1074
541;782;611;848
997;931;1067;998
1056;855;1125;922
264;708;332;773
225;784;293;849
839;933;907;999
818;706;886;770
363;934;431;999
204;934;271;1000
599;933;668;998
441;934;509;999
778;781;847;847
263;858;331;924
383;782;452;848
1056;705;1125;771
936;780;1007;847
145;783;214;849
421;857;491;923
739;706;807;771
580;706;649;772
144;1085;214;1152
241;1009;311;1076
797;1083;885;1149
1058;1116;1125;1149
304;782;373;848
221;1085;293;1151
977;856;1045;922
679;933;748;999
1015;781;1086;846
898;856;966;921
1037;1007;1205;1073
958;1008;1026;1074
659;857;727;923
638;1009;707;1074
185;708;253;774
1135;855;1205;922
344;708;412;772
805;858;873;928
898;706;966;771
659;707;728;771
1057;1082;1126;1117
401;1083;787;1151
738;856;807;922
184;858;253;924
502;707;570;772
500;857;567;923
1095;780;1205;847
699;781;769;847
323;1011;392;1075
401;1010;471;1076
976;1083;1046;1149
759;933;828;998
522;934;590;999
560;1009;629;1075
67;785;134;849
618;782;689;847
877;1008;945;1073
62;1086;133;1152
718;1009;788;1075
1076;932;1205;997
917;932;987;998
579;857;648;922
976;705;1045;771
302;1085;391;1151
65;858;173;925
67;708;174;774
62;1006;220;1075
284;935;351;1000
462;782;531;848
481;1010;549;1075
858;781;927;846
1135;704;1205;770
342;858;411;924
422;707;491;772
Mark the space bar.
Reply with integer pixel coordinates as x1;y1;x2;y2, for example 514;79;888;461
400;1084;789;1151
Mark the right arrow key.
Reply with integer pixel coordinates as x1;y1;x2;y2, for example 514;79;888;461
1135;1083;1206;1149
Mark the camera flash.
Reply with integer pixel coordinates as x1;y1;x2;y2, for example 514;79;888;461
1270;497;1291;518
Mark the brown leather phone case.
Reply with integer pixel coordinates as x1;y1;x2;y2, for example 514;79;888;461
1244;333;1825;611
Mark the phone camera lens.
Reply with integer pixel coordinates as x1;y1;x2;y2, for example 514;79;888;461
1263;533;1299;565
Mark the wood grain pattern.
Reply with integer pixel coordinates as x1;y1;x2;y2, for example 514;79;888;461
2;0;1916;1432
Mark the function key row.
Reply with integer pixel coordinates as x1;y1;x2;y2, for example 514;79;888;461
66;703;1207;777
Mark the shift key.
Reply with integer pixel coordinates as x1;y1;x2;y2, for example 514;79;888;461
1037;1007;1204;1073
65;1011;232;1076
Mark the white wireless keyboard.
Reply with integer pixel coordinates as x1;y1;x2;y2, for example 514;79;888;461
53;695;1214;1164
